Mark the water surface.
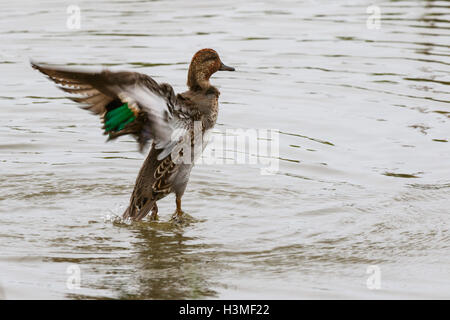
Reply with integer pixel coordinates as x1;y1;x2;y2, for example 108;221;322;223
0;0;449;299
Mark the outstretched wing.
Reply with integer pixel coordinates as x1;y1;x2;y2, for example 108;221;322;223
31;62;198;154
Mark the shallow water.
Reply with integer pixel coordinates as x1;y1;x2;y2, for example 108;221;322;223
0;0;449;299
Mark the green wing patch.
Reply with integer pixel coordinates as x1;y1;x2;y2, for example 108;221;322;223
104;103;136;133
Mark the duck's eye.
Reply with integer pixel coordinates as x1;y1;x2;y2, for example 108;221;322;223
203;55;218;63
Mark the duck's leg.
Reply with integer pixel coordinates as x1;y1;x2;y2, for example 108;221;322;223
149;203;158;221
170;196;184;223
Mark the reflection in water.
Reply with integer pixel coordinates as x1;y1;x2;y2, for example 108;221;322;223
56;222;221;299
119;224;218;299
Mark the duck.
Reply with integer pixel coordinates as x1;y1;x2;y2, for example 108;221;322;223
31;48;235;222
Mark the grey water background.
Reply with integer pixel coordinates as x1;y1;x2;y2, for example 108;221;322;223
0;0;449;299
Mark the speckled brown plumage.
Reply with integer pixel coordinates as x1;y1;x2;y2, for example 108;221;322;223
31;49;234;222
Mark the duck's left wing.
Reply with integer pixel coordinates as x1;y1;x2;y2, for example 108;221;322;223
31;62;196;153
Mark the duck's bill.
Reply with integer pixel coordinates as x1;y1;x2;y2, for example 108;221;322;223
219;62;235;71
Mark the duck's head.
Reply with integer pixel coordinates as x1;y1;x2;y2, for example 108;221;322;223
187;48;235;91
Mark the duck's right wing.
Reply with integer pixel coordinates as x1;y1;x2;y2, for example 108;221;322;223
31;62;198;154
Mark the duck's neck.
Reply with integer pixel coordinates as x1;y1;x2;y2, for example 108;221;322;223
187;65;212;91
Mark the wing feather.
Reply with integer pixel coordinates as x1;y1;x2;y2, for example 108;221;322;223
31;61;196;154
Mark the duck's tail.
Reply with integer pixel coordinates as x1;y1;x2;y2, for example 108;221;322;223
122;197;157;221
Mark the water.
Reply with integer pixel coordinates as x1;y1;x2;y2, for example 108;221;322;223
0;0;449;299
